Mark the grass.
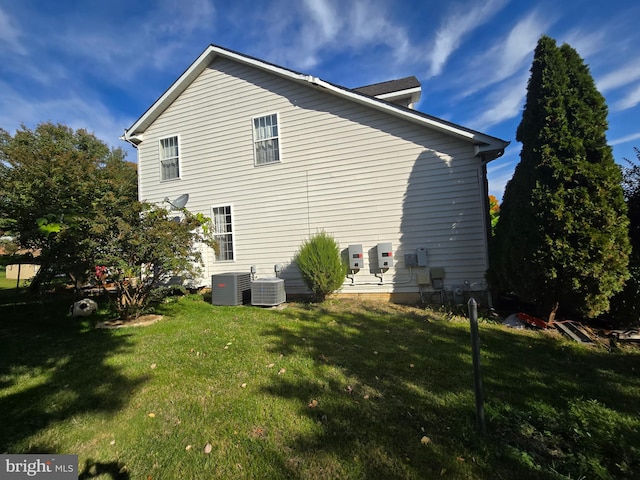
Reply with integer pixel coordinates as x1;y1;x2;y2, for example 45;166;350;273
0;265;19;290
1;273;639;479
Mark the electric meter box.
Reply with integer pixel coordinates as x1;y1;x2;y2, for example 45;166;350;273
377;242;394;269
348;244;364;270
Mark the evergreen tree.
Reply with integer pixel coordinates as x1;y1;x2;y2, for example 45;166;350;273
490;36;629;321
609;148;640;324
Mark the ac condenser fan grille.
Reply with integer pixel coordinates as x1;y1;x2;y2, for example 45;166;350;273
251;278;286;306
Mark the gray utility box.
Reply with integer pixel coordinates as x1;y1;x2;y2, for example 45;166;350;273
251;278;286;306
211;272;251;306
429;267;445;290
417;247;428;267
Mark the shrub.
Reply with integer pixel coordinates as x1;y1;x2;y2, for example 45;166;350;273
295;231;346;302
97;203;216;319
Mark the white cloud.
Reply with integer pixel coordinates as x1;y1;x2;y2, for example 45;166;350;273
349;1;411;56
427;0;509;78
458;9;551;98
560;27;608;61
597;62;640;92
488;12;543;78
303;0;340;39
261;0;411;72
610;131;640;146
0;80;133;153
467;73;528;130
17;0;217;87
0;6;26;54
153;0;216;36
612;82;640;111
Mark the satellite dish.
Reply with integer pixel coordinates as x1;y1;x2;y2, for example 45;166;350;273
164;193;189;209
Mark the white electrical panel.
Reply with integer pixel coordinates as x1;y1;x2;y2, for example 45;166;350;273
377;242;393;269
348;244;364;270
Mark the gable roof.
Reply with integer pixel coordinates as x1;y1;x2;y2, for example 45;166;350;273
122;44;508;159
354;76;420;96
353;76;421;109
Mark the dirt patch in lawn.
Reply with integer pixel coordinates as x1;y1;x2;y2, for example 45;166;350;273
96;314;163;329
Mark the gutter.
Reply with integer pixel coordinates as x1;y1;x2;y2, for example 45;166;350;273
474;143;509;163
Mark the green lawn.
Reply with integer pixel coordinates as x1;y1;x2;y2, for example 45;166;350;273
0;266;18;289
0;281;639;479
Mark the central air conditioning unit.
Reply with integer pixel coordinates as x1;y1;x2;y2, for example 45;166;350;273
211;272;251;306
251;278;286;306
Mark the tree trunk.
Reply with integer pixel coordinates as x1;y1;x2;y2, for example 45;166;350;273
28;263;48;293
547;301;559;323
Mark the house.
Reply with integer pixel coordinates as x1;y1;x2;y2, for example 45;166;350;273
122;44;509;304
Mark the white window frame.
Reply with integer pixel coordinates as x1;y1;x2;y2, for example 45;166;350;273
252;113;281;166
211;205;235;262
159;135;181;181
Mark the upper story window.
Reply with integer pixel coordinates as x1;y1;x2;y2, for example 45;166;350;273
253;113;280;166
160;136;180;180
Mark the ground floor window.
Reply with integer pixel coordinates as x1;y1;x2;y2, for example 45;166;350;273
212;205;234;261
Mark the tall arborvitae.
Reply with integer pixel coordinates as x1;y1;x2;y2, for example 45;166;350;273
490;36;630;321
609;147;640;325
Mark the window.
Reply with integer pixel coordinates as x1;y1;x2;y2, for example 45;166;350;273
160;136;180;180
253;113;280;165
212;205;234;261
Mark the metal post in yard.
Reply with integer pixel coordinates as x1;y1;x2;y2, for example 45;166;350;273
468;297;485;434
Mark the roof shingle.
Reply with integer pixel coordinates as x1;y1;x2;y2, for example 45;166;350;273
353;76;420;96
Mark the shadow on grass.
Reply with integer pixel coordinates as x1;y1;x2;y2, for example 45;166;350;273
78;459;130;479
257;302;490;479
258;301;640;479
0;288;149;455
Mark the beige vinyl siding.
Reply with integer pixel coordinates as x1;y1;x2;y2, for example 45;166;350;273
137;57;489;295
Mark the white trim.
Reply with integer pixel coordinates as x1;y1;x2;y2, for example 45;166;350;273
375;87;422;108
375;87;421;100
122;44;509;156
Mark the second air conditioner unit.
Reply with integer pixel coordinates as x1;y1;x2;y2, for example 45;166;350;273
251;278;286;306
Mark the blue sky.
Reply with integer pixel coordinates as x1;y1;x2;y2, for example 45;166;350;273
1;0;639;200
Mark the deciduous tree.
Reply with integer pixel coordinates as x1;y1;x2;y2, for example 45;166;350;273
95;202;216;319
488;195;500;235
0;122;137;290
